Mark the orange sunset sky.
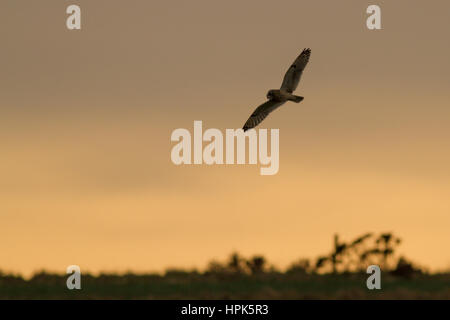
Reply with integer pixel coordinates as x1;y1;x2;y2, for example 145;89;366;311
1;1;450;276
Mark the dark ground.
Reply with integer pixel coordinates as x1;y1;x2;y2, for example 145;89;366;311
1;271;449;299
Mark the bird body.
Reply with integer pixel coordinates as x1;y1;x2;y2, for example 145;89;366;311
266;89;303;103
242;48;311;131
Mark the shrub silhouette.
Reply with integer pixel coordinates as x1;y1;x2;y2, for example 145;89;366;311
287;259;312;275
227;252;246;274
314;234;349;273
246;256;267;275
391;256;421;278
375;233;401;270
1;232;446;299
349;233;373;271
314;232;404;274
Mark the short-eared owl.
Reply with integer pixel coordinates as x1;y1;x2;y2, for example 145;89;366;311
242;48;311;131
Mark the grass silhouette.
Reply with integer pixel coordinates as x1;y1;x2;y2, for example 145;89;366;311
1;232;449;299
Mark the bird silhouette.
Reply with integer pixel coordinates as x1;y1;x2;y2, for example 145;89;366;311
242;48;311;131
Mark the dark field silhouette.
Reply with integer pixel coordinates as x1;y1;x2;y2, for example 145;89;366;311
1;232;449;299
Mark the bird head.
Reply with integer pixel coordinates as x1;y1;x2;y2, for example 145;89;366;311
266;90;276;100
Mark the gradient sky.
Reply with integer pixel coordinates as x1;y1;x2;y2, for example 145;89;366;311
1;0;450;276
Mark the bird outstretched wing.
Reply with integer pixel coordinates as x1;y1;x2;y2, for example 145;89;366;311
280;48;311;93
242;100;285;131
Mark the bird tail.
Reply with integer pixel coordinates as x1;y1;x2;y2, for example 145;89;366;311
290;95;304;103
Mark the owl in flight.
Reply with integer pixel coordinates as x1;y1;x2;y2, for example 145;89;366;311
242;48;311;131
